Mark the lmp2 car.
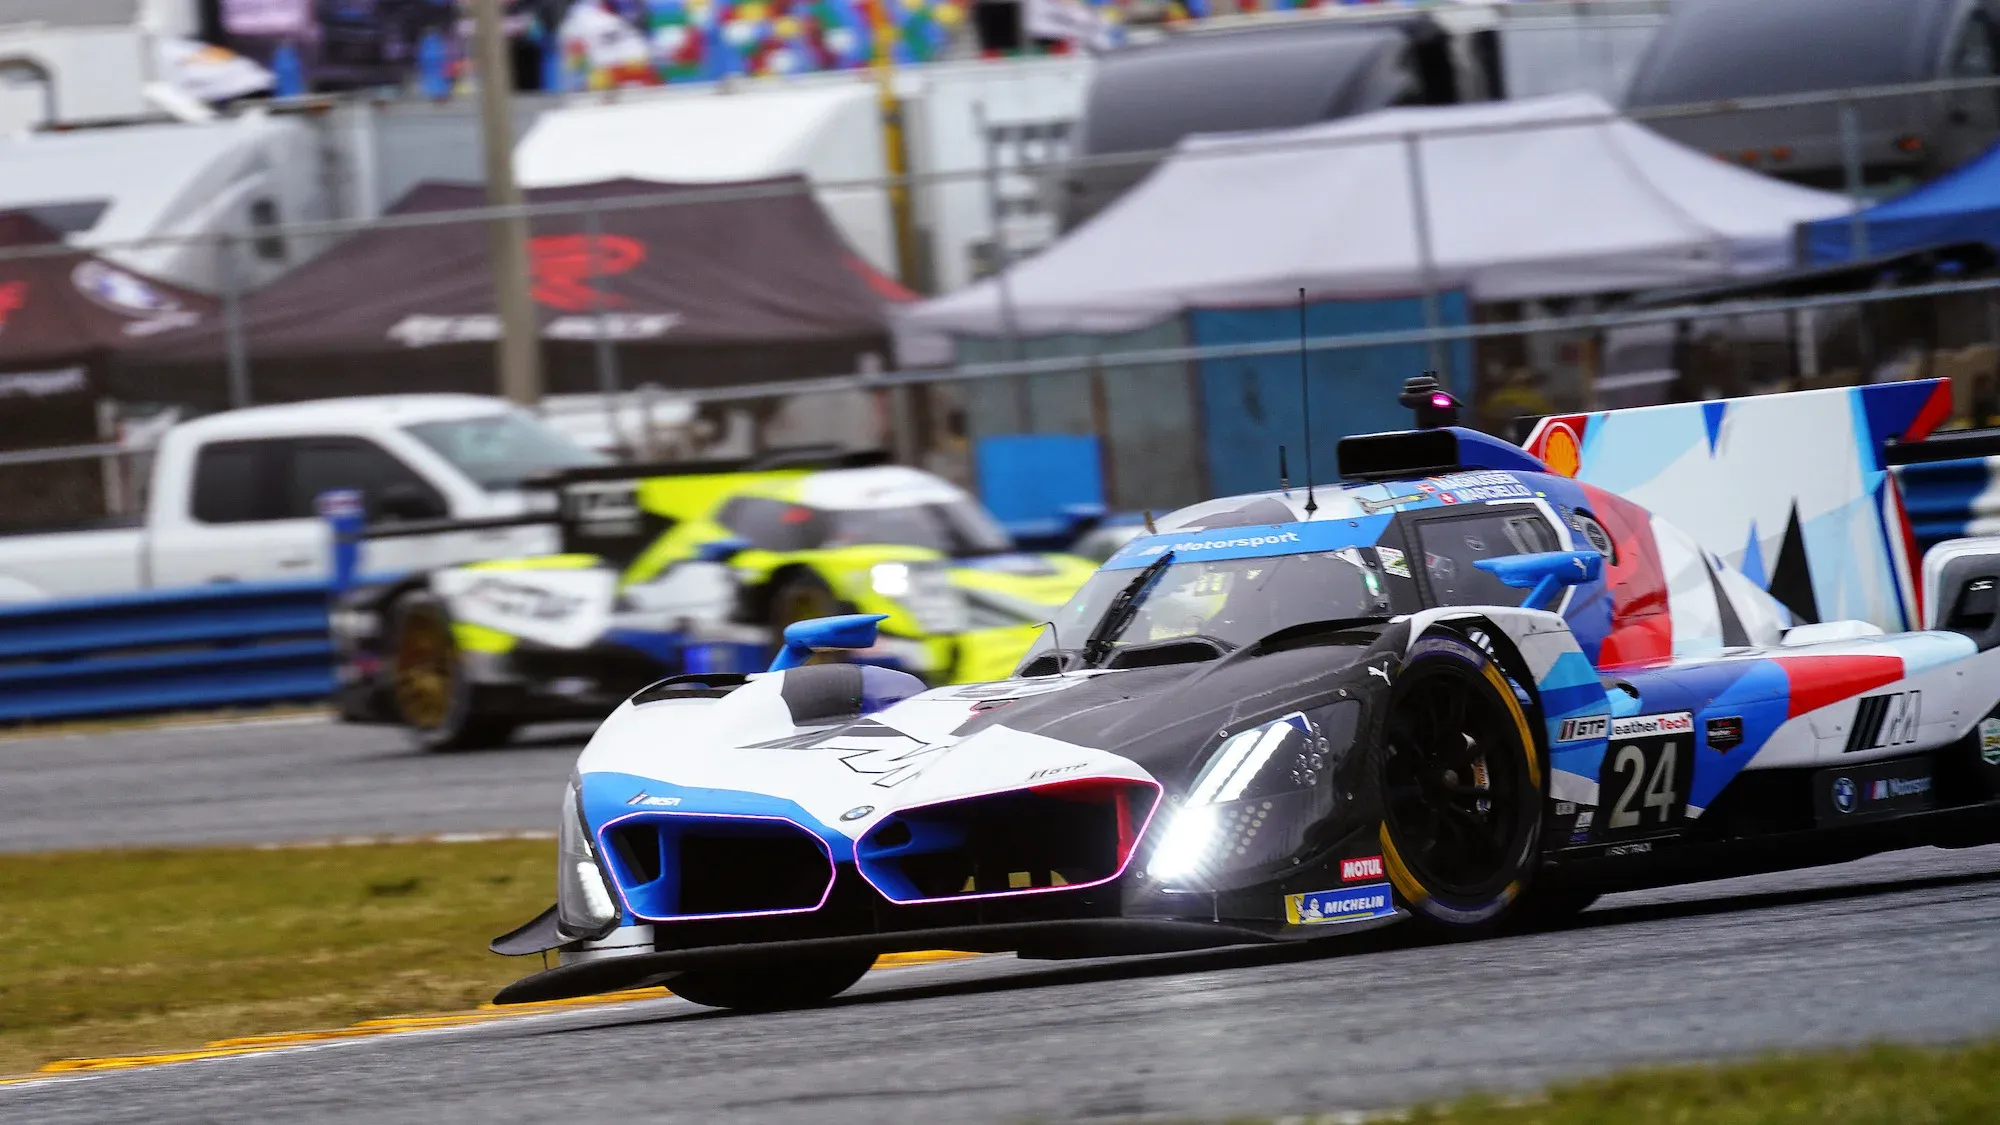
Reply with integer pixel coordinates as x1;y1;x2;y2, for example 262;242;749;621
331;452;1096;750
489;386;2000;1011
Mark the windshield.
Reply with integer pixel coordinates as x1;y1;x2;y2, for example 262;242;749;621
405;413;607;491
1025;546;1417;668
827;501;1013;555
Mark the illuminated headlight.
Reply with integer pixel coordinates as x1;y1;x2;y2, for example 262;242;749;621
329;609;378;640
1145;702;1357;891
556;776;619;938
870;562;912;597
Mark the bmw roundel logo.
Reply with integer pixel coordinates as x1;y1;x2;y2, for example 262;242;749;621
1832;777;1857;814
840;805;874;821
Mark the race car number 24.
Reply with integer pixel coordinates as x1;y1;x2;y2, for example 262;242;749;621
1599;714;1696;839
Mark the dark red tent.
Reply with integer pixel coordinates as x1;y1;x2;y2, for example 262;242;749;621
117;176;911;408
0;213;217;447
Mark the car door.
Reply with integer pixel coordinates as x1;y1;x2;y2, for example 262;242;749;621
149;436;449;587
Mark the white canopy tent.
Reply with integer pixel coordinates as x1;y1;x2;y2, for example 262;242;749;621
515;84;897;276
897;92;1852;358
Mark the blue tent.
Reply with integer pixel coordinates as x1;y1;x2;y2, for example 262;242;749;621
1804;141;2000;265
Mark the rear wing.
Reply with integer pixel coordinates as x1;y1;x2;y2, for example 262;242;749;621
356;447;891;571
1519;379;1954;632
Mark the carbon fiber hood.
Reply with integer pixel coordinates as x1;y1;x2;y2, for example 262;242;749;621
954;637;1392;790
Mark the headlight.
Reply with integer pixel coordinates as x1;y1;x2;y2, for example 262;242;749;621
870;562;912;597
1145;702;1358;891
556;775;620;939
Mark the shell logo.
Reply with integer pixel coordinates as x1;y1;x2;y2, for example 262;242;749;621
1540;422;1582;478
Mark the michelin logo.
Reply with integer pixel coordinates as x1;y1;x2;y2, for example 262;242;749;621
1140;531;1302;557
1285;882;1396;926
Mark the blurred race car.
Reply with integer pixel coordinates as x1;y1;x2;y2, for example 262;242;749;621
486;381;2000;1012
331;453;1095;750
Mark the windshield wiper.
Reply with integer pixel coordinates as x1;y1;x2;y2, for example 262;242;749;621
1081;551;1175;668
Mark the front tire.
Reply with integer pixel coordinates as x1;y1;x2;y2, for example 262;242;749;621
666;954;877;1011
389;593;517;752
1377;629;1545;935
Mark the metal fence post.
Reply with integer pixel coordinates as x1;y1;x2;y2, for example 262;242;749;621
975;101;1034;433
1402;132;1450;381
1839;100;1869;260
585;205;626;455
219;232;253;409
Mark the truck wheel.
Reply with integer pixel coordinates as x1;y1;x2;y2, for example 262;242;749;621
1377;630;1545;935
390;593;517;752
666;954;876;1012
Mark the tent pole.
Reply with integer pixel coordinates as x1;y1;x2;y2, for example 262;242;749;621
1839;101;1870;260
585;206;626;456
219;232;252;409
974;101;1032;432
1403;132;1450;382
474;0;543;407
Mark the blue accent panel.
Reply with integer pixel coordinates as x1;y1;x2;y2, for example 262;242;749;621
1608;690;1643;719
770;614;888;671
1102;514;1393;570
1701;401;1726;455
1857;381;1942;473
601;628;687;669
695;538;753;563
1444;428;1554;476
1687;660;1794;813
579;772;855;917
1190;293;1474;499
1740;521;1768;588
975;434;1106;526
1537;651;1609;724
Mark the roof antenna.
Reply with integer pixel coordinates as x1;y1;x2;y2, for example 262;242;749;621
1143;509;1157;536
1298;287;1319;518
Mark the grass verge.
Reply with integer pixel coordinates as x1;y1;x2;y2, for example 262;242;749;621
1380;1040;2000;1125
0;838;553;1077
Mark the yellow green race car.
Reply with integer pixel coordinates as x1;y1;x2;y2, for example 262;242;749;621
330;455;1097;750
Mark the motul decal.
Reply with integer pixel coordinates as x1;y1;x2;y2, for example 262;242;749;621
1341;855;1385;882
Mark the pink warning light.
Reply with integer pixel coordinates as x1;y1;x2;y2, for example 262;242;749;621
1430;394;1453;408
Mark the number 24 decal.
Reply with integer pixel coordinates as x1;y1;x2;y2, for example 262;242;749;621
1606;739;1683;831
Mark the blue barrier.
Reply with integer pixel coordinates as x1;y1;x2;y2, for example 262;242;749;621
1893;456;1997;555
0;580;340;724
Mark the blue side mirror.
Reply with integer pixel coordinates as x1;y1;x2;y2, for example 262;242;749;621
1474;550;1603;612
768;613;889;672
696;537;753;564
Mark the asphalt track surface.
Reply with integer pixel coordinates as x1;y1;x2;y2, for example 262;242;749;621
8;720;2000;1121
0;716;587;851
8;842;2000;1123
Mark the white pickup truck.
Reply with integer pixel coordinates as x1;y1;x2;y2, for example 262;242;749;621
0;395;606;602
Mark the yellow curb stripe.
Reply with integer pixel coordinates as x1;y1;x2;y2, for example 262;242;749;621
24;951;986;1078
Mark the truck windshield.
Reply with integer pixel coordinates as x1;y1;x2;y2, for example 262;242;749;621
405;413;606;491
1024;547;1415;668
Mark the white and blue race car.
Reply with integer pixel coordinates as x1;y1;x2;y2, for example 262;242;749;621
488;380;2000;1011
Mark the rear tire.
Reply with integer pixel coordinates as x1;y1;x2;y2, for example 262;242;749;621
1377;629;1545;936
666;954;877;1011
389;593;517;752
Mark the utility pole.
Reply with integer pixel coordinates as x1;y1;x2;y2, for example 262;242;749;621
473;0;542;405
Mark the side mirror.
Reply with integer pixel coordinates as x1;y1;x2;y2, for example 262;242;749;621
1474;550;1603;611
695;537;753;564
768;613;889;672
377;482;446;522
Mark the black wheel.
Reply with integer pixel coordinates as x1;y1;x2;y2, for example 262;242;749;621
389;593;517;752
1378;630;1544;934
666;955;877;1012
768;571;847;665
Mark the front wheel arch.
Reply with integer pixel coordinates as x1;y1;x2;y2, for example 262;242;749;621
1376;622;1549;934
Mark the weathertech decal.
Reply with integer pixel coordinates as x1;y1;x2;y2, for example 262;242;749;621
1610;712;1694;739
1557;715;1609;742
